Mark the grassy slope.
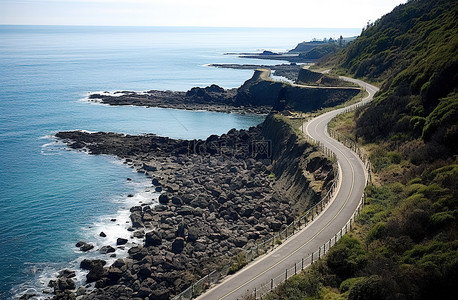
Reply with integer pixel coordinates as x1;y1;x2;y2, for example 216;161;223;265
329;0;458;154
261;0;458;299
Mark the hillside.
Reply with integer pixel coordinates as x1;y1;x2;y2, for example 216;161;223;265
323;0;457;155
262;0;458;299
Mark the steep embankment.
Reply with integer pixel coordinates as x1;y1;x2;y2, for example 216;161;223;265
297;67;356;87
265;0;457;299
262;114;336;214
236;69;360;112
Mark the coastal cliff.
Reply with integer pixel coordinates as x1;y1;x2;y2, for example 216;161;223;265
87;68;359;115
235;69;360;112
262;114;336;214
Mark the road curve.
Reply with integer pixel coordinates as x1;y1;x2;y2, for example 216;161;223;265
197;78;379;300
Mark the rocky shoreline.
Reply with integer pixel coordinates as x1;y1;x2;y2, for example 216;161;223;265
87;84;271;114
86;66;359;116
45;120;335;300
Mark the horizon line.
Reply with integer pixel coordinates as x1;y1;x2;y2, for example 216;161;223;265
0;24;362;30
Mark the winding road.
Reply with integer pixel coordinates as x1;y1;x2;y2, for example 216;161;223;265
197;77;379;300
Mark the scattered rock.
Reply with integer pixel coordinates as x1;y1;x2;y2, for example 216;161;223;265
116;238;128;245
145;231;162;247
59;269;76;279
75;241;94;252
80;259;106;271
19;293;36;299
76;286;86;296
100;245;116;254
158;193;169;204
172;237;185;254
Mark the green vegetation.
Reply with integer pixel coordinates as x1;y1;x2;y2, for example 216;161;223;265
263;0;458;299
291;36;355;60
262;163;457;299
228;251;248;275
321;0;458;156
299;43;338;60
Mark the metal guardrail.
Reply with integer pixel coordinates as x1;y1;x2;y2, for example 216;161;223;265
252;187;367;299
249;97;373;299
172;155;340;300
173;97;373;300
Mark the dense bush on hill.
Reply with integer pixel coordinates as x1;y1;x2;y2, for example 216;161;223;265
299;43;338;60
261;1;458;299
323;0;458;155
262;163;457;300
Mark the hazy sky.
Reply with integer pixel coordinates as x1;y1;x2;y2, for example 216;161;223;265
1;0;407;28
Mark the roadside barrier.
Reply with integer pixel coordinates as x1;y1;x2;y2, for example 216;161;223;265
252;186;367;299
172;157;340;300
249;91;374;299
174;90;374;300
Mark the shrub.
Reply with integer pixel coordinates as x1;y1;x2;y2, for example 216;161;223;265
366;222;387;244
326;235;367;280
348;275;386;300
228;252;247;275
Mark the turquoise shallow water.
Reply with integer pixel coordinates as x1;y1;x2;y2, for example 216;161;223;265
0;25;359;298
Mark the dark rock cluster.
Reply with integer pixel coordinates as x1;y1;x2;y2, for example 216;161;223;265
51;119;335;299
53;126;306;299
88;84;271;114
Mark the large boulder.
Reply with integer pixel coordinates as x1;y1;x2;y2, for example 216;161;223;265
80;259;106;271
172;237;185;254
145;231;162;247
107;267;123;282
75;241;94;252
116;238;128;245
100;245;116;254
58;269;76;279
86;263;107;283
158;193;169;205
130;212;144;228
53;277;76;293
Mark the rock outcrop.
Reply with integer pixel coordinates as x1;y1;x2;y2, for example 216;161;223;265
88;84;271;114
262;114;336;214
235;69;360;112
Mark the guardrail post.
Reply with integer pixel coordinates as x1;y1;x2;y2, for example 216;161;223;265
302;257;304;270
271;278;273;291
295;263;297;275
318;247;321;260
285;269;288;280
311;252;314;264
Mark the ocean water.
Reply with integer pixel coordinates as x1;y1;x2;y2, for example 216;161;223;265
0;25;359;299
